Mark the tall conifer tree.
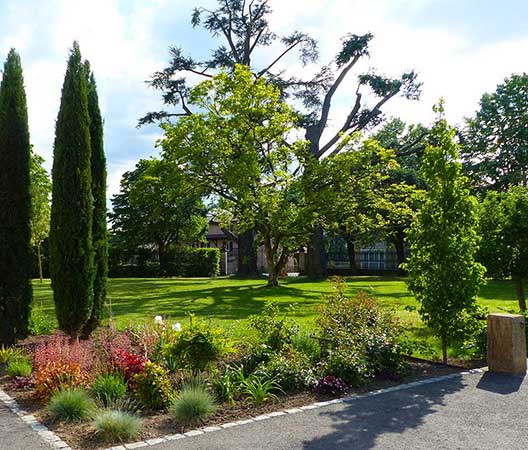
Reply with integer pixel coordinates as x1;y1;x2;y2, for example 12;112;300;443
49;42;94;340
82;62;107;336
0;49;32;345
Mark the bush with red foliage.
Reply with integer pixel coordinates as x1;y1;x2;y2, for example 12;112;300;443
112;350;147;385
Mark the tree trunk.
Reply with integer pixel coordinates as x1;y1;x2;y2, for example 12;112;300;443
393;230;406;273
442;338;448;365
306;226;326;278
237;229;257;276
516;277;526;312
37;243;43;283
262;225;288;287
344;234;357;273
158;242;167;276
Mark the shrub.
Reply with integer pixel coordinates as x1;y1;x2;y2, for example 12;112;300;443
163;318;230;374
32;334;95;374
47;389;95;422
91;374;127;406
172;384;216;425
254;351;317;392
34;361;91;400
0;345;24;365
316;376;347;396
92;326;134;372
322;348;369;387
94;410;141;442
6;358;32;378
291;332;321;363
239;344;274;375
248;302;298;351
317;278;406;384
112;351;147;385
241;374;282;405
133;361;174;410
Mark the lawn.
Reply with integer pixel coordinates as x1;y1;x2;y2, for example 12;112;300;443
32;276;519;356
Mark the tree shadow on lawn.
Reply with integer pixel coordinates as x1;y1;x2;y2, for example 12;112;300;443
302;375;465;450
109;283;323;322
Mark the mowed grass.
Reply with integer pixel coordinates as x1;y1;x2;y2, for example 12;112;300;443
32;276;519;355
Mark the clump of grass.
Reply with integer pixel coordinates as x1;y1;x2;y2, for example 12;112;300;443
94;410;141;442
91;373;127;406
241;375;282;405
6;357;32;378
0;345;24;365
47;389;95;422
172;384;216;426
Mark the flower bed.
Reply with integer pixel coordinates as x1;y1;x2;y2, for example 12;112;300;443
0;280;466;450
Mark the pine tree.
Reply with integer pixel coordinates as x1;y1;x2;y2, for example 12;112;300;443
49;42;94;340
0;49;32;345
82;62;107;337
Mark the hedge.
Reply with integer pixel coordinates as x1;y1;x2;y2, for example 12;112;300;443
109;247;220;278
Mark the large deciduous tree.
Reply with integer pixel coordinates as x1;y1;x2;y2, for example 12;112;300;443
161;65;315;287
403;102;485;364
30;150;51;283
110;158;207;274
49;42;94;341
141;0;421;277
0;49;32;345
478;187;528;311
461;74;528;191
82;62;107;337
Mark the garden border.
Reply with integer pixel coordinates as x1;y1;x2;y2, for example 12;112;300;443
0;368;484;450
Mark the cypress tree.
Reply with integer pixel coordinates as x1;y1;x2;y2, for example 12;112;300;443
49;42;94;340
82;62;107;336
0;49;32;345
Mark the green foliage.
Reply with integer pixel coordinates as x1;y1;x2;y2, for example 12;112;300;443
0;345;24;365
161;65;314;287
91;374;127;406
461;74;528;191
94;410;141;442
478;187;528;311
133;361;174;410
83;62;108;337
241;374;282;405
6;357;32;378
47;388;95;422
163;317;230;374
290;332;321;363
110;158;207;275
254;351;317;392
29;150;52;282
317;277;406;383
29;306;55;335
248;302;298;351
212;367;241;405
49;42;94;339
0;48;32;345
404;102;485;363
172;384;216;425
164;247;220;277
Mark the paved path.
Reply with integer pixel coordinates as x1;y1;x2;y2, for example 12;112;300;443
152;370;528;450
0;402;50;450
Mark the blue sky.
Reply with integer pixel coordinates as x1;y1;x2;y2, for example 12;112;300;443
1;0;527;201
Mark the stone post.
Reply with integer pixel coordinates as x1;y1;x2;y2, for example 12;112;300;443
487;313;527;376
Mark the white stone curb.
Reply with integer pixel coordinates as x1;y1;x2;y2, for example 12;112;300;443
1;368;484;450
0;388;72;450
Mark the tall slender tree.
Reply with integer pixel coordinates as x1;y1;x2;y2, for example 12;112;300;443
49;42;94;341
82;62;107;337
0;49;32;345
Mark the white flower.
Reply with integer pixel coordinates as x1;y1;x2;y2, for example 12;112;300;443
154;315;163;325
172;322;182;332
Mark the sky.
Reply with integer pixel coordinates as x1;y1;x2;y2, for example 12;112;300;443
1;0;528;202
